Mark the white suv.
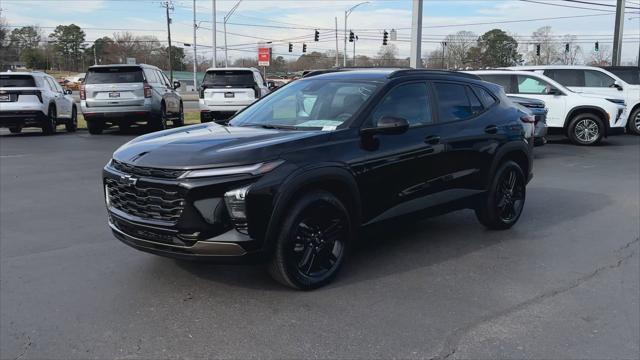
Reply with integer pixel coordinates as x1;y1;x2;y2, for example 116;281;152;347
199;67;270;123
511;65;640;136
0;72;77;134
468;70;627;146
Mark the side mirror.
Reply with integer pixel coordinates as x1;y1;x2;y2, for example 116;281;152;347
267;81;276;90
612;80;623;91
361;116;410;135
546;87;562;95
64;89;73;95
173;81;181;90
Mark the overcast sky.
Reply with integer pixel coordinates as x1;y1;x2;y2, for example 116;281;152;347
2;0;639;64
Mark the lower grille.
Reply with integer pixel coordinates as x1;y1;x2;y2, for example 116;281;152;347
111;216;196;246
106;178;184;222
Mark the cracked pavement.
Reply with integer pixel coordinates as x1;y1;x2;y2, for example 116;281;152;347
1;129;639;359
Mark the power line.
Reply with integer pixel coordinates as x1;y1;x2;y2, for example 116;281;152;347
563;0;640;10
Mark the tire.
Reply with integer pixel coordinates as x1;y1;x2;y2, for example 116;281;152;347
9;126;22;134
42;106;56;135
567;113;604;145
627;107;640;136
475;160;526;230
87;120;104;135
268;190;353;290
174;103;185;127
65;107;77;132
150;103;168;131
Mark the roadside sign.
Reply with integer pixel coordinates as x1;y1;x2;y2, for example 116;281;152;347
258;47;270;67
126;57;136;64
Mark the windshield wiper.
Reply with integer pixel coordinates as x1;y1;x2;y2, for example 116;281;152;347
242;123;301;130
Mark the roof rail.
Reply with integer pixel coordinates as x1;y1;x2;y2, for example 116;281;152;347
388;69;481;80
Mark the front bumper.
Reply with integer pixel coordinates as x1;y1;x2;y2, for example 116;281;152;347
0;110;47;128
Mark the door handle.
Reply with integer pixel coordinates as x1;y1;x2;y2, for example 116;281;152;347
424;135;440;145
484;125;498;134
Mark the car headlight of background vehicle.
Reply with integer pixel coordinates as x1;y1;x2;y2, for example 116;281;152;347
179;160;284;179
606;98;626;106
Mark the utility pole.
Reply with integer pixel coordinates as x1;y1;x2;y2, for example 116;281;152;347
93;44;97;65
441;41;447;69
162;0;174;83
335;17;339;67
193;0;197;89
212;0;217;68
612;0;625;66
353;35;357;67
409;0;423;68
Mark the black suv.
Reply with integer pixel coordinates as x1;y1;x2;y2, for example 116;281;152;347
103;69;533;289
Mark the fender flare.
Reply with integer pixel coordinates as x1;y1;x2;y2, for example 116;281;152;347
484;142;532;190
263;163;362;251
563;105;610;136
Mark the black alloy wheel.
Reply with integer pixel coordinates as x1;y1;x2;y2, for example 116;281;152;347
475;160;526;230
269;191;352;290
42;106;57;135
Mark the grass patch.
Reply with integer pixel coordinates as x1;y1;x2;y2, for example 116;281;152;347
77;111;200;129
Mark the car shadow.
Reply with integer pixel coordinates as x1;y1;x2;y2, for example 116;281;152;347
173;186;612;291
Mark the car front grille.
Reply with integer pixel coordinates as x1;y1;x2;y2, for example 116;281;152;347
106;178;184;222
111;159;186;179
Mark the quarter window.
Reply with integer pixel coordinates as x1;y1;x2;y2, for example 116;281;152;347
144;69;159;84
433;82;474;122
466;87;484;114
371;82;432;127
473;86;497;108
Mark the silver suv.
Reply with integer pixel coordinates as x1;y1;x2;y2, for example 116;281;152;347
81;64;183;134
0;72;77;134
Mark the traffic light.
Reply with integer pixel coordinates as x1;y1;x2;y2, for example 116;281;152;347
314;30;319;42
302;43;307;53
565;43;570;53
383;30;388;45
288;43;293;52
349;31;355;42
536;44;541;56
595;41;599;52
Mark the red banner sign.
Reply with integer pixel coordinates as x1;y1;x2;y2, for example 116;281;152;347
258;47;270;66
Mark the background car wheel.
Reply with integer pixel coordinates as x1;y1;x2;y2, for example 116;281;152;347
174;103;185;127
9;126;22;134
268;190;353;290
42;106;56;135
628;108;640;136
475;160;526;230
567;114;603;145
87;120;104;135
150;103;168;131
65;107;77;132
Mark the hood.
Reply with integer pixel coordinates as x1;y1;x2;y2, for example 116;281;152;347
112;123;328;169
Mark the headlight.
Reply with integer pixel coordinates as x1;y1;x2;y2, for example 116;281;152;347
179;160;284;179
224;186;250;220
606;98;626;106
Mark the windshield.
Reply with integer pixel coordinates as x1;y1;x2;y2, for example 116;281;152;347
609;69;640;85
229;79;380;130
85;67;144;84
203;70;255;86
0;75;36;87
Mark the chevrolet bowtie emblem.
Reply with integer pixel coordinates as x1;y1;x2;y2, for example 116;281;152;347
120;174;138;186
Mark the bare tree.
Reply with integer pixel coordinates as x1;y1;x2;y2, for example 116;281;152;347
560;34;583;65
587;45;612;66
374;44;399;66
526;26;561;65
443;31;477;69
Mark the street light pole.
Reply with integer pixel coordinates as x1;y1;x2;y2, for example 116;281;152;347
224;0;242;67
344;2;368;67
212;0;216;68
193;0;197;89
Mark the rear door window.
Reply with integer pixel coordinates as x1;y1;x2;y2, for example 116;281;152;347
433;82;474;122
516;75;550;94
203;70;255;86
544;69;584;87
478;74;516;93
85;67;144;84
0;75;36;87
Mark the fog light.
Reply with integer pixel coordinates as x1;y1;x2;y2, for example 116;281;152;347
224;186;250;220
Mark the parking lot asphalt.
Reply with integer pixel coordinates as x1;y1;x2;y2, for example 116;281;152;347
1;128;638;359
